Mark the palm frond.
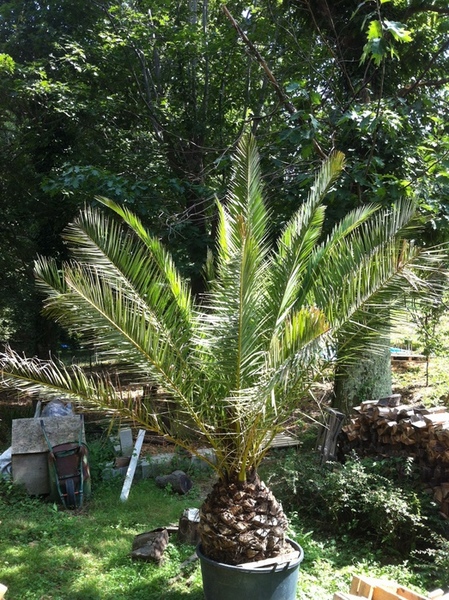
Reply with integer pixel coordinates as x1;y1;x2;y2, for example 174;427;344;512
0;134;447;487
267;151;345;329
200;136;271;393
35;209;196;378
93;197;193;317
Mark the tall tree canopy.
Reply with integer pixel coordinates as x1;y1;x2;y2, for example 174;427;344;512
0;0;448;381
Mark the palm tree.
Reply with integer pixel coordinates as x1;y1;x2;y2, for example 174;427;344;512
0;134;445;565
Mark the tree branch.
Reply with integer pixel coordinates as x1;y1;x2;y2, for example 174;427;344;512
400;38;449;97
400;77;449;94
404;3;449;19
221;5;295;115
221;5;327;158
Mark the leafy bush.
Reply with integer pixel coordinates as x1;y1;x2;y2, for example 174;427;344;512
265;449;446;559
86;436;117;482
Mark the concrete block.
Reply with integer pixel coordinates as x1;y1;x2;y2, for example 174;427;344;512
12;416;85;454
102;462;129;480
119;428;134;456
138;458;151;479
12;453;49;495
11;416;85;496
191;448;216;470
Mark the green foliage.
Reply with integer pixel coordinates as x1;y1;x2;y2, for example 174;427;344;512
266;450;446;559
361;18;413;66
0;52;14;73
86;436;117;482
0;396;34;446
0;135;445;491
0;451;440;599
0;475;34;506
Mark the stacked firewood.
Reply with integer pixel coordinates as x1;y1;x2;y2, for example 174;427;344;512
338;395;449;516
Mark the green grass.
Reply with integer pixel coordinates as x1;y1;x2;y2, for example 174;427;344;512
1;476;205;599
1;451;444;600
391;308;449;406
392;356;449;406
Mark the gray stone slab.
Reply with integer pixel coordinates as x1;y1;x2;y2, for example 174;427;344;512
12;416;85;454
12;453;49;495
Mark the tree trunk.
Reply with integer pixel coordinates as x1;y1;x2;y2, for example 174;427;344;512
198;472;289;565
333;343;392;414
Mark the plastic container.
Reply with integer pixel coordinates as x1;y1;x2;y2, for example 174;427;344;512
197;538;303;600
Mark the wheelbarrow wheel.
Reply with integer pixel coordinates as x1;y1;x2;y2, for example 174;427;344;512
65;478;77;508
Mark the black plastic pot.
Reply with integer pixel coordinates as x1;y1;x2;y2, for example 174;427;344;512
196;539;303;600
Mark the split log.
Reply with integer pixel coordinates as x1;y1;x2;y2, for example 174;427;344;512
131;528;169;563
423;414;449;426
377;394;401;407
178;508;200;545
155;470;193;494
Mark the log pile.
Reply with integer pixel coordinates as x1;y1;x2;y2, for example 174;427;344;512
334;574;447;600
338;395;449;515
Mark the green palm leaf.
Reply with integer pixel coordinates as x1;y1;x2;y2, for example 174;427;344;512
0;133;447;486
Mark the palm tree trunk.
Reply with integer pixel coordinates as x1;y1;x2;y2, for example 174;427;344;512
198;472;289;565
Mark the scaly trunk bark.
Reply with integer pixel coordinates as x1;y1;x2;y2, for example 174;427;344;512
198;471;289;565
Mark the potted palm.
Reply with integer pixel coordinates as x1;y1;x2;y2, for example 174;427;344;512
0;135;445;599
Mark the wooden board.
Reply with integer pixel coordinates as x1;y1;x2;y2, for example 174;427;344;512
350;575;395;598
396;587;431;600
342;575;436;600
269;432;300;448
120;429;145;502
236;551;300;569
373;589;404;600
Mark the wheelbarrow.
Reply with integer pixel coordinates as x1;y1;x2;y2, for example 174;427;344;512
40;415;91;509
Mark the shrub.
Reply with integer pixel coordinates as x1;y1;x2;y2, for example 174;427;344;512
265;449;445;559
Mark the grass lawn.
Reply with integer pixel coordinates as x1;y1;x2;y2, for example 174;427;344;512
1;443;443;600
2;337;449;599
1;473;205;600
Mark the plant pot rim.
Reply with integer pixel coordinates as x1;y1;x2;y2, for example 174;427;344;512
196;537;304;573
